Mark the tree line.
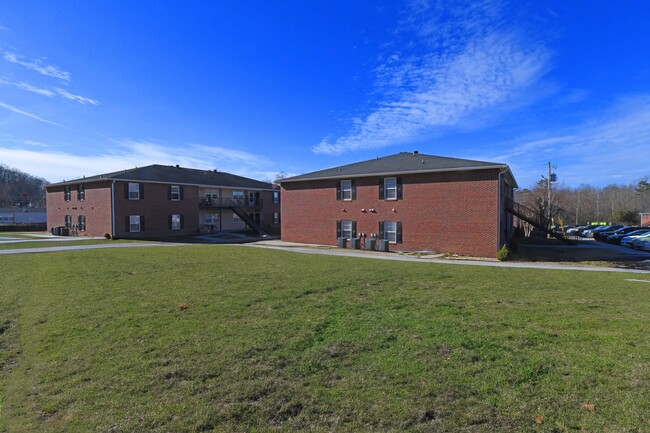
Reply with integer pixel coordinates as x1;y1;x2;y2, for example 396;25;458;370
515;177;649;228
0;165;49;208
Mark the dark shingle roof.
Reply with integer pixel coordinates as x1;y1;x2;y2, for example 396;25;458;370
281;152;516;186
49;165;274;190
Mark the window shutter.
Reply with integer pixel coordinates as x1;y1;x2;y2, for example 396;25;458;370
396;221;402;243
379;221;385;239
351;221;357;238
336;220;341;238
140;215;145;231
125;216;130;232
168;186;172;200
397;177;403;199
139;184;144;200
351;179;357;200
180;214;185;229
336;181;342;201
180;186;184;200
124;183;129;199
168;215;172;230
378;179;384;199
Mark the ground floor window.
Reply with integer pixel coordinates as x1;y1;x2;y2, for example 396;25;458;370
128;215;141;232
204;213;219;224
273;212;280;224
337;220;356;240
78;215;86;232
233;214;241;223
380;221;402;243
64;215;72;229
170;214;181;230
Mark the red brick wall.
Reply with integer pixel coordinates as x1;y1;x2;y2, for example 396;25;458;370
113;182;200;238
47;181;114;237
641;213;650;227
281;169;504;257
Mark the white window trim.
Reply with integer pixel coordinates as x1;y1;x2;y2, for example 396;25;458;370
341;180;352;201
384;221;397;243
128;183;140;200
170;185;181;201
341;220;353;240
171;214;181;230
129;215;141;232
384;177;397;200
273;212;280;224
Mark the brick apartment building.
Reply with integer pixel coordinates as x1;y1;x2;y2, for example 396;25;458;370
46;165;281;239
279;152;517;257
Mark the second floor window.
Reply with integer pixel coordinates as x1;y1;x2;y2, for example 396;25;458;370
337;179;356;201
380;177;402;200
128;183;141;200
273;191;280;203
77;184;85;201
170;185;181;201
64;186;71;201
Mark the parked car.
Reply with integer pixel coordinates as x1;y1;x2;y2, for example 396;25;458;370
569;224;602;237
584;225;623;238
634;238;650;251
608;228;650;244
622;233;650;248
595;226;637;241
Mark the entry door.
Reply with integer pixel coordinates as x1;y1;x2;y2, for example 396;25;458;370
248;192;255;206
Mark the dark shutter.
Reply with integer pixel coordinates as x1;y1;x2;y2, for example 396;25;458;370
125;216;130;232
124;183;129;199
396;222;402;243
140;215;145;231
336;220;341;238
351;180;357;200
336;181;342;201
179;186;184;200
397;177;403;199
168;215;172;230
379;221;385;240
351;221;357;238
139;184;144;200
378;179;384;199
168;186;172;200
180;214;185;229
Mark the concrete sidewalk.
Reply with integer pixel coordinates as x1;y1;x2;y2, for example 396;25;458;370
0;242;177;255
245;240;650;274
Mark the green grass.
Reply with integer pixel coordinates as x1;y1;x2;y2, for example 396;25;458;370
0;239;143;250
1;246;648;432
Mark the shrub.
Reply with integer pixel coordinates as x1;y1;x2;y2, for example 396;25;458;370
497;245;511;261
104;233;112;239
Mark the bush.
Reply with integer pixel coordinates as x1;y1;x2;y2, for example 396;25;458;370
497;245;511;261
104;233;111;239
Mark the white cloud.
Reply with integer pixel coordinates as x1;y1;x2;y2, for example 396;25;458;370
9;80;55;97
55;87;99;105
3;52;72;82
478;95;650;188
313;0;550;155
0;139;274;182
0;101;65;128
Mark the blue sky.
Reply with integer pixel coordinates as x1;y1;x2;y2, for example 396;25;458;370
1;1;649;188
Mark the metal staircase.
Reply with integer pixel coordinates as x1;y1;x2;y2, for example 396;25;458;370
229;200;267;236
504;197;574;244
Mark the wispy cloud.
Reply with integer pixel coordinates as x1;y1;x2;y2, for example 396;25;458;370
313;0;550;155
55;87;99;105
3;52;72;82
479;95;650;187
0;101;65;128
0;139;275;182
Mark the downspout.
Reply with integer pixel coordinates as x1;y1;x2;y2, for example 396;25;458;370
497;169;506;251
111;180;116;238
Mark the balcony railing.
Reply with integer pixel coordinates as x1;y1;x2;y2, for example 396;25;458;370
199;197;263;208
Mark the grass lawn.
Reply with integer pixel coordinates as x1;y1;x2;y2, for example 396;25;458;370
0;246;648;432
0;239;143;250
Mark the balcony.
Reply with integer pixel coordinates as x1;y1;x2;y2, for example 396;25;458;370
199;197;263;209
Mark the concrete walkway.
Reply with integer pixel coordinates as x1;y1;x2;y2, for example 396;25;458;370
245;240;650;274
0;242;176;255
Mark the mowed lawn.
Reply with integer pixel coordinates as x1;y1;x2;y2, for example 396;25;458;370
0;246;648;432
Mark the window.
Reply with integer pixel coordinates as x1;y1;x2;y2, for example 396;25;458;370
128;183;141;200
170;185;181;201
384;178;397;200
64;215;72;228
77;184;85;201
233;214;241;223
273;212;280;224
232;191;244;202
64;186;71;201
204;213;219;224
379;221;402;243
337;220;356;240
170;214;181;230
78;215;86;232
337;179;356;201
128;215;141;232
273;191;280;203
